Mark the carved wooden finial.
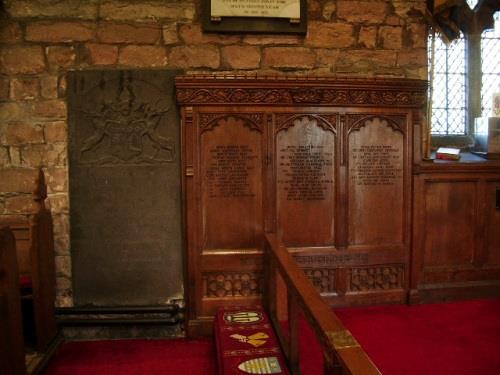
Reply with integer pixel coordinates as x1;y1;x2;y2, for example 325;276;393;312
33;168;47;209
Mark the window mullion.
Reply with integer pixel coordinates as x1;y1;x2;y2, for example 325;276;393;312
465;31;482;135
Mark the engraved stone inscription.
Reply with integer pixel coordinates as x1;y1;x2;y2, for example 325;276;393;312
206;145;257;198
278;145;333;201
68;70;183;306
350;145;402;186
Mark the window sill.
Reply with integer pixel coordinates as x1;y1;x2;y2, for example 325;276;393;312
431;134;475;150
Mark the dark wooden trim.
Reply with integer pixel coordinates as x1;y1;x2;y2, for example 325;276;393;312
413;281;500;303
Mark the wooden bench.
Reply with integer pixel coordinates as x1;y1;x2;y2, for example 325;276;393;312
0;169;57;352
0;226;26;375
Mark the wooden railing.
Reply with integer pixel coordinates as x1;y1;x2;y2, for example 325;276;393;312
264;233;381;375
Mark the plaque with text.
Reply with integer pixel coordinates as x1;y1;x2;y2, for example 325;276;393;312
276;115;336;247
211;0;300;18
203;0;307;34
201;114;263;250
347;116;405;246
68;70;183;306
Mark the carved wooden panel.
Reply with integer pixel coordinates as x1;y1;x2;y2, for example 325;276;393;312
276;114;337;247
203;272;263;298
200;114;263;250
347;116;406;246
348;265;404;292
68;70;183;306
303;268;336;294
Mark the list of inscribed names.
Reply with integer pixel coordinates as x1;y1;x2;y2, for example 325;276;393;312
211;0;300;18
350;145;402;186
278;145;333;201
206;145;257;198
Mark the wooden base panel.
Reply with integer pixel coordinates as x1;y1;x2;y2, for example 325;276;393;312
410;281;500;304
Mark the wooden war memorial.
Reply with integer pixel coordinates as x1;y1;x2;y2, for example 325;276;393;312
176;75;428;335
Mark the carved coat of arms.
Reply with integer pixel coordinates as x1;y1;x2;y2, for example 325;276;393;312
78;82;175;165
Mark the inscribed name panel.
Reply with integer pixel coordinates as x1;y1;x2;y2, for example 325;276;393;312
200;114;263;250
347;116;405;246
276;114;336;247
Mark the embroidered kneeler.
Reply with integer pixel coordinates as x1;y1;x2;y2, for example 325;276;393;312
214;306;290;375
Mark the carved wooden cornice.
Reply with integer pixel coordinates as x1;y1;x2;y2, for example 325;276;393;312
175;75;428;108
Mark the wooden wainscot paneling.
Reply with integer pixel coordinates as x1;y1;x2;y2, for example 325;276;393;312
177;76;427;335
411;162;500;303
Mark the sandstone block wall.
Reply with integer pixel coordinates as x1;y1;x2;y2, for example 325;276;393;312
0;0;428;307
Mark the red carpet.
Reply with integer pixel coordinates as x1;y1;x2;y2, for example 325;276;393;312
44;299;500;375
43;338;217;375
334;298;500;375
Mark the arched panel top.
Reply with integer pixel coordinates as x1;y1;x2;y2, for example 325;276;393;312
275;114;338;134
199;113;264;134
348;116;406;135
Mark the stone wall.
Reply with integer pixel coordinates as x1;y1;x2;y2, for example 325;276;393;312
0;0;428;307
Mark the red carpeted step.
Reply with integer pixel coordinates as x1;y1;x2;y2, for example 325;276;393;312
334;298;500;375
214;306;290;375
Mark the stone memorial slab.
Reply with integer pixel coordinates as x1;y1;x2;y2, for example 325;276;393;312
68;70;182;306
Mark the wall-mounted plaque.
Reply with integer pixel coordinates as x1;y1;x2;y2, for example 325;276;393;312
203;0;307;34
211;0;300;18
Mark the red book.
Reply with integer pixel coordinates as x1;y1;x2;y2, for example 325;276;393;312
436;147;461;160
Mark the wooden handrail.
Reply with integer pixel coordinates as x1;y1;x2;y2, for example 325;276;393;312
264;233;381;375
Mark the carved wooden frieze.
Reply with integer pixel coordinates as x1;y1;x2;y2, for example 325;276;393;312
176;76;427;107
303;268;336;294
203;272;263;298
348;265;404;292
294;253;370;267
